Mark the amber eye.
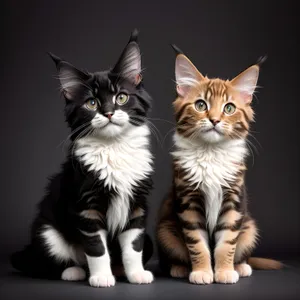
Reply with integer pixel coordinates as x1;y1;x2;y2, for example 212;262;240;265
195;100;207;112
116;93;129;105
224;103;236;115
85;99;98;111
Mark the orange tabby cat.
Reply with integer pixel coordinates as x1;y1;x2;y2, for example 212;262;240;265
156;46;282;284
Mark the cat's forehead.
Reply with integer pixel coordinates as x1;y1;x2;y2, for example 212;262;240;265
198;79;228;97
188;78;237;103
92;71;134;93
93;71;115;92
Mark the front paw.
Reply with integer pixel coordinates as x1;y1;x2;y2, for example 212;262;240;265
89;273;116;288
127;270;154;284
214;269;239;284
189;270;214;285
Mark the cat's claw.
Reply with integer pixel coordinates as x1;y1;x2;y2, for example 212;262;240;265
214;270;239;284
127;270;154;284
89;274;116;288
189;270;214;285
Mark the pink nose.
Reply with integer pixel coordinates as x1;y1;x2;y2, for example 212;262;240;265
210;119;220;126
105;113;113;120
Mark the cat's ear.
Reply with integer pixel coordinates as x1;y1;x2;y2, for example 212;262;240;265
230;56;266;104
173;45;205;98
111;29;142;85
48;52;89;100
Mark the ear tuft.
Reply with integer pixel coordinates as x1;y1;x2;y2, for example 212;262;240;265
171;44;184;56
129;28;139;43
256;55;267;67
48;52;62;66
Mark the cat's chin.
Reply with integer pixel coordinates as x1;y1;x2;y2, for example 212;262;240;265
93;123;127;139
198;130;226;144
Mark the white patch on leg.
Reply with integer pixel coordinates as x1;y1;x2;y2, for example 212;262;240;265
84;230;115;288
118;228;154;284
41;225;84;264
61;266;86;281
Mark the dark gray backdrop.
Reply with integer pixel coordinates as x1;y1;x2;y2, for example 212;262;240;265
1;0;299;262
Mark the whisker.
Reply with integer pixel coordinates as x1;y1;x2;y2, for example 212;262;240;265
147;117;176;126
163;127;176;146
57;121;92;154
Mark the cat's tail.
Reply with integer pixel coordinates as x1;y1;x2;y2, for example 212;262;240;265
247;257;283;270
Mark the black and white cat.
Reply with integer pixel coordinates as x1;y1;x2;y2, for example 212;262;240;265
11;30;154;287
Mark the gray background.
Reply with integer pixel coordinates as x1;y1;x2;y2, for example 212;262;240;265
0;0;299;263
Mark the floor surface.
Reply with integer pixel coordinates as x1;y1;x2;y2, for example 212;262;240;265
1;259;300;300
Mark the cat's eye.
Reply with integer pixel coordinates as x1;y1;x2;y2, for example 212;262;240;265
224;103;236;115
85;99;98;111
195;100;207;112
116;93;129;105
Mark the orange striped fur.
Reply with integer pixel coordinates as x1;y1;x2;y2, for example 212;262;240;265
157;51;281;285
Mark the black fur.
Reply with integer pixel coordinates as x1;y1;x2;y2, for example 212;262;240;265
11;30;153;280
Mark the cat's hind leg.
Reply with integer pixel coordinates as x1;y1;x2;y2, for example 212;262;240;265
61;266;86;281
11;223;82;280
157;219;190;278
234;217;258;277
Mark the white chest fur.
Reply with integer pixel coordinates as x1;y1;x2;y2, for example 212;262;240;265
172;134;247;234
75;125;153;234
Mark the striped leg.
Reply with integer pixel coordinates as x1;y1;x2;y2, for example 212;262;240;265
177;201;213;285
234;217;258;277
157;219;190;278
118;207;154;284
214;200;243;284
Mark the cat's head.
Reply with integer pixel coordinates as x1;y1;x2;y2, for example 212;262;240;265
49;29;151;140
172;46;264;144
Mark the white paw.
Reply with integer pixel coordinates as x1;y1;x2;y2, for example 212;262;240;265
127;270;154;284
61;266;86;281
89;274;116;288
189;270;214;285
235;264;252;277
215;270;239;284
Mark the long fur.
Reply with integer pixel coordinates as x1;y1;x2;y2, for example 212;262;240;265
11;31;154;284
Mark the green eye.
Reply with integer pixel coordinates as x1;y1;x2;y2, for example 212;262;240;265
85;99;98;110
195;100;207;112
116;93;129;105
224;103;236;115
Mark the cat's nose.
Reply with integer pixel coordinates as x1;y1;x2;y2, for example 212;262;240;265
104;112;114;120
210;119;220;126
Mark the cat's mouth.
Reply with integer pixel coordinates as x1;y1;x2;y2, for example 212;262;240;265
202;127;223;135
100;121;122;129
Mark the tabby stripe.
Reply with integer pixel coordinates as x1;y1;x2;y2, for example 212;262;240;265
184;235;199;244
176;103;191;122
240;108;250;123
226;235;240;245
215;218;243;232
189;250;201;256
180;220;206;230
